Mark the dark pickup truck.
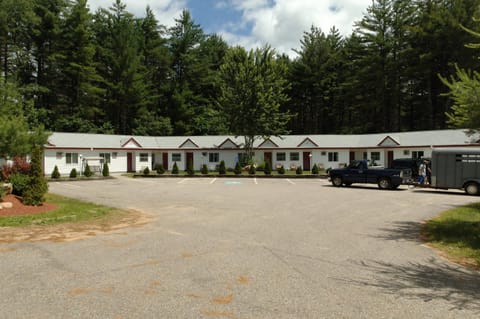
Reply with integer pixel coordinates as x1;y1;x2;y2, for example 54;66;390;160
328;160;410;190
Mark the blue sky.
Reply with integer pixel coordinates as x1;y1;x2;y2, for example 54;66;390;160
88;0;372;57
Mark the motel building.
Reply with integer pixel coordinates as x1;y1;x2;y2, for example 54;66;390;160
39;129;480;176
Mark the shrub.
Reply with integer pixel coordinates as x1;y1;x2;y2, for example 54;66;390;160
0;185;4;200
172;162;179;174
102;163;110;177
264;161;272;175
249;165;256;175
186;160;194;176
51;165;60;179
23;146;48;206
1;156;30;180
278;165;285;175
143;167;150;175
201;164;208;175
312;164;319;175
219;160;226;175
83;163;93;177
234;162;242;175
296;166;303;175
8;173;30;196
256;162;265;172
154;164;165;174
70;168;77;178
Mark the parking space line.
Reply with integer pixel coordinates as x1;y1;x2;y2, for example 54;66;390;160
210;178;217;184
286;179;295;185
254;178;258;185
177;178;188;184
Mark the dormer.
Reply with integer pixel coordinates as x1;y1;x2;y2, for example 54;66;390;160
297;137;318;148
218;138;239;149
121;137;142;148
179;138;199;149
377;136;400;147
258;138;279;148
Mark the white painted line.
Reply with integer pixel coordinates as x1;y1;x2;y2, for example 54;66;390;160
177;178;188;184
286;179;296;185
59;183;81;188
210;178;217;184
254;178;258;185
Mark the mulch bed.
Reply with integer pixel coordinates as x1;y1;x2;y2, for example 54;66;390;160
0;194;57;217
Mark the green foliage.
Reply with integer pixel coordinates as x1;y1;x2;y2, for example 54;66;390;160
22;147;48;206
248;165;256;175
201;164;208;175
70;168;77;178
312;164;319;175
8;173;30;196
83;163;93;177
278;165;285;175
143;167;150;175
172;162;179;174
154;164;165;174
102;163;109;177
218;160;226;175
186;160;194;176
264;161;272;175
234;161;242;175
296;166;303;175
51;166;61;179
0;185;4;200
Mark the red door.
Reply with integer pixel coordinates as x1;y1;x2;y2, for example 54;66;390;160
264;152;272;167
387;150;394;168
162;153;168;169
303;152;311;171
127;152;133;172
349;151;355;163
186;152;194;170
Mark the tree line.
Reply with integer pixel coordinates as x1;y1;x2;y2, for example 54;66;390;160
1;0;480;139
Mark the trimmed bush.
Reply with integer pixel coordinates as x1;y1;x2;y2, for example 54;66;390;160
102;163;109;177
264;161;272;175
296;166;303;175
201;164;208;175
277;165;285;175
143;167;150;175
234;162;242;175
312;164;319;175
70;168;77;178
1;156;30;181
51;165;60;179
8;173;30;196
83;163;93;177
0;186;4;200
249;165;256;175
172;162;179;174
219;160;226;175
154;164;165;174
186;160;194;176
23;146;48;206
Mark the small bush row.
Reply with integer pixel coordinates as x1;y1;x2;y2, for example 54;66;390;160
49;163;110;179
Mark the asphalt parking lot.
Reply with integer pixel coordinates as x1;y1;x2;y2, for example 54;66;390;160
1;177;480;318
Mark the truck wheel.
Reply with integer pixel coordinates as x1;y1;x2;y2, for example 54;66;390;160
331;176;343;187
464;182;479;195
378;177;392;190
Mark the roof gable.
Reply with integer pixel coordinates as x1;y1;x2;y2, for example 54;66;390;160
258;138;279;148
121;137;142;148
179;138;199;149
297;137;319;148
378;136;400;147
218;138;239;149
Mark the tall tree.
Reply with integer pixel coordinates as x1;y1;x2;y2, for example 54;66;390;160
219;46;292;160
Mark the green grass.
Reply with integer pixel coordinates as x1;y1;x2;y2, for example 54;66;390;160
423;203;480;268
0;193;121;227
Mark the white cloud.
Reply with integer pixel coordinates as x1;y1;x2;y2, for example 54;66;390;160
87;0;186;27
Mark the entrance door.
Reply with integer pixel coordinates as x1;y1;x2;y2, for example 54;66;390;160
127;152;134;172
349;151;355;163
186;152;194;170
162;153;168;169
303;152;311;171
264;152;272;168
387;150;394;168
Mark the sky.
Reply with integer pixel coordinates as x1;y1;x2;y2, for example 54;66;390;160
87;0;372;57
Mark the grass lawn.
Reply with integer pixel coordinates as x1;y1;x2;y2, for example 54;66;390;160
423;203;480;269
0;193;125;227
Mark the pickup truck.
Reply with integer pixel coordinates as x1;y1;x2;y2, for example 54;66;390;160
328;160;409;190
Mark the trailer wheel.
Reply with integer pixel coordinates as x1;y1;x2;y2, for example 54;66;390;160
331;176;343;187
464;182;479;195
378;177;392;190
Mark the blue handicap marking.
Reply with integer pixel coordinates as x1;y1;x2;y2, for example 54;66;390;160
224;181;242;185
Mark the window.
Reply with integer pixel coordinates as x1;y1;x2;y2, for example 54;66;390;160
66;153;78;164
403;150;410;156
328;152;339;162
371;152;380;161
290;152;299;161
99;153;111;164
276;152;286;161
412;151;424;159
56;152;63;159
209;153;219;163
172;153;181;162
140;153;149;162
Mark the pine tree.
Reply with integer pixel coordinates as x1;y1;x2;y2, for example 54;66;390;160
23;146;48;205
234;161;242;175
219;160;226;175
171;162;179;174
102;163;109;177
51;165;60;179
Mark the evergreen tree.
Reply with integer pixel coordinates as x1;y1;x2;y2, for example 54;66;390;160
51;165;60;179
171;162;179;174
234;161;242;175
218;160;226;175
23;146;48;205
102;162;109;177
